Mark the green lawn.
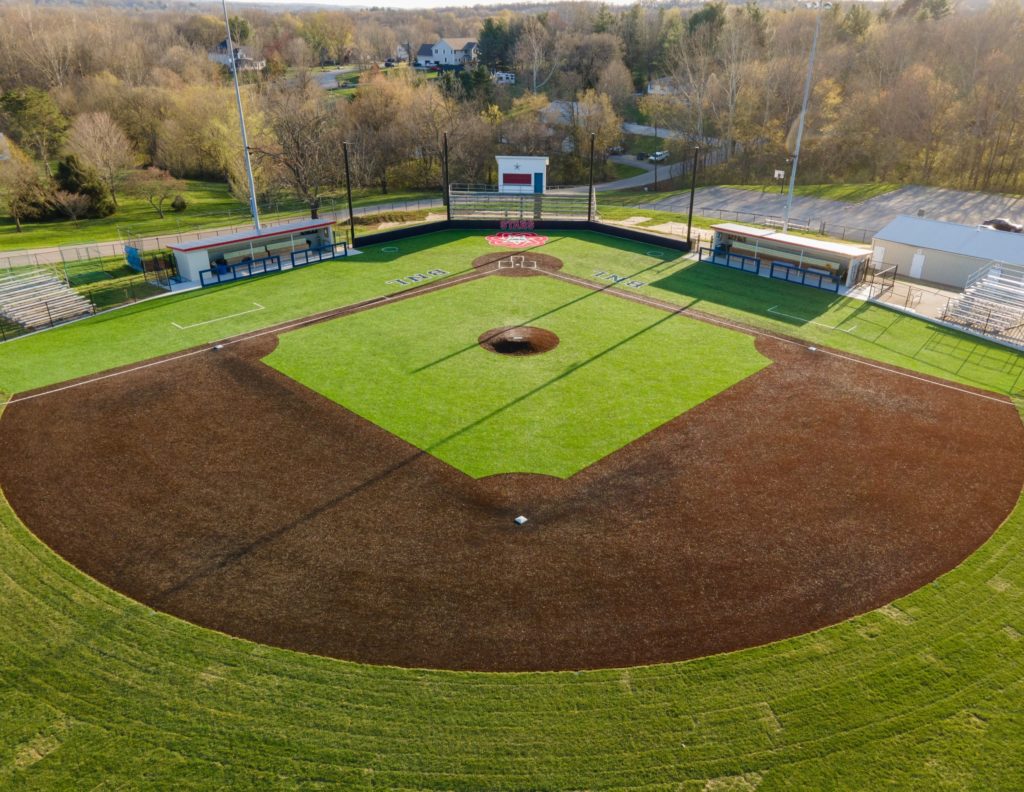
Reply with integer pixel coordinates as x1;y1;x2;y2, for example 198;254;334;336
718;182;903;203
0;180;435;252
265;276;767;478
2;228;1024;787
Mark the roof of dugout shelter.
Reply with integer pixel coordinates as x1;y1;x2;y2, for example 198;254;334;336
167;219;335;253
873;215;1024;265
712;223;871;258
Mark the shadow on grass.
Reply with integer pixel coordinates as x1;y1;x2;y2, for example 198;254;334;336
652;261;1024;395
156;303;695;600
412;251;695;374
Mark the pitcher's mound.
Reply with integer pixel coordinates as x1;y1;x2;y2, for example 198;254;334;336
478;326;559;356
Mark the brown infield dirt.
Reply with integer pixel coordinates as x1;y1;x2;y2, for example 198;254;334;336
1;273;1023;672
472;251;564;277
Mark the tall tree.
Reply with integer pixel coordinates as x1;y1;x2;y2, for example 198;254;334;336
254;77;346;218
67;112;135;208
514;17;556;93
0;88;68;178
0;143;48;232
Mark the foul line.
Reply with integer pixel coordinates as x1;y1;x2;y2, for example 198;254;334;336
8;269;486;406
766;305;857;334
171;303;265;330
8;263;1013;409
545;270;1014;407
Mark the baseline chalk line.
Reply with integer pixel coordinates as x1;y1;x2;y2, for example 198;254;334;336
172;303;265;330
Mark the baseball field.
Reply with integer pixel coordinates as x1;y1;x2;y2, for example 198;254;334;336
1;229;1023;788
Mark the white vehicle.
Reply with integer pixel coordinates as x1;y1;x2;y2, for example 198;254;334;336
649;150;669;162
492;71;516;85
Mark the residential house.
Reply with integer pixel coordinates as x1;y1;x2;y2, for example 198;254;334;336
415;37;479;69
208;39;266;72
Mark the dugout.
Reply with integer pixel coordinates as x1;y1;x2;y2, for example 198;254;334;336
169;219;338;286
711;223;872;288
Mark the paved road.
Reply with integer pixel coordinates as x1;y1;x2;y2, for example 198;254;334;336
644;184;1024;242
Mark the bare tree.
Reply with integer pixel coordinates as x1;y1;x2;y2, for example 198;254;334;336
254;77;346;218
513;17;556;93
67;112;135;208
50;189;91;226
125;167;185;218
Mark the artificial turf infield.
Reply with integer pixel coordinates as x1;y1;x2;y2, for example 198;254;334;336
2;229;1024;787
263;275;768;478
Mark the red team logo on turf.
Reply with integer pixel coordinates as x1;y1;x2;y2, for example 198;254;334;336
486;231;549;248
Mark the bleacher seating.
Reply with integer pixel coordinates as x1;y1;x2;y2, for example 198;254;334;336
942;262;1024;342
0;270;93;330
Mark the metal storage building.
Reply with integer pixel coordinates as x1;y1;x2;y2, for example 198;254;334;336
872;215;1024;289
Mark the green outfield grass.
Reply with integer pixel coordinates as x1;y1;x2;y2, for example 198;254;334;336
3;229;1023;400
2;228;1024;787
265;276;767;477
717;182;903;203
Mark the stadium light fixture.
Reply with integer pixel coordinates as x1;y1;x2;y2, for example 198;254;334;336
220;0;261;232
782;1;823;233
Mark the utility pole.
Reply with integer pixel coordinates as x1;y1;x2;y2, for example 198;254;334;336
221;0;260;231
783;1;823;233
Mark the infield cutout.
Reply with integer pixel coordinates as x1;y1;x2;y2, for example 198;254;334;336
478;326;559;356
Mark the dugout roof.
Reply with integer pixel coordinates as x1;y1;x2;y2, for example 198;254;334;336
168;219;335;253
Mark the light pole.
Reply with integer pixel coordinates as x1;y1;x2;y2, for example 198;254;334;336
342;141;355;246
686;146;699;250
220;0;261;232
782;1;823;233
588;132;596;222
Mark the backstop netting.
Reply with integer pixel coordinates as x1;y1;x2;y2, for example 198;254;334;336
448;186;596;222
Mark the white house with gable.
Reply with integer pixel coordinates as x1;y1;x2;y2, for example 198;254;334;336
416;38;479;68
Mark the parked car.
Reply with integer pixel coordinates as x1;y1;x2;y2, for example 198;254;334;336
980;217;1023;233
606;145;625;155
649;150;670;162
635;152;649;160
384;58;395;67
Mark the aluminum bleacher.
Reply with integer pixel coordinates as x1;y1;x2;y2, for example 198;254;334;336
941;261;1024;343
0;269;93;331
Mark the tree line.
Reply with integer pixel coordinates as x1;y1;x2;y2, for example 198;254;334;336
2;0;1024;232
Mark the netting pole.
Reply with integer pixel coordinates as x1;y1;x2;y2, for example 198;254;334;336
588;132;595;222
